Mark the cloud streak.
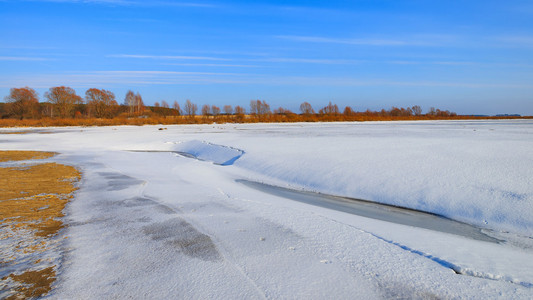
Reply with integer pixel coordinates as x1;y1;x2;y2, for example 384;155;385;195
109;54;231;61
163;63;264;68
276;34;460;47
494;35;533;48
3;70;532;90
18;0;215;7
0;56;51;61
251;57;364;65
277;35;410;46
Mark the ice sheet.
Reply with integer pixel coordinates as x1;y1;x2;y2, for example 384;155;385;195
1;120;532;298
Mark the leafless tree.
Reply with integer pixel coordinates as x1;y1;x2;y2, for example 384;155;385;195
211;105;220;116
223;105;233;115
319;101;339;115
201;104;211;117
250;100;258;115
234;105;245;115
45;86;82;118
4;87;39;119
184;99;197;117
411;105;422;116
125;90;135;115
343;106;355;116
250;100;270;116
299;102;315;115
274;107;291;114
85;88;117;118
135;92;144;114
173;101;182;115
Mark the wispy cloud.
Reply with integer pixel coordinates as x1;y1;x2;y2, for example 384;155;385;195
0;70;247;88
277;35;410;46
19;0;215;7
387;60;476;66
0;56;51;61
276;34;460;47
233;76;533;89
3;70;532;90
108;54;230;61
494;36;533;48
164;63;263;68
95;70;240;76
252;57;364;65
140;1;215;8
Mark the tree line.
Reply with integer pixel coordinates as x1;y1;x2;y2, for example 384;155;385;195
2;86;511;127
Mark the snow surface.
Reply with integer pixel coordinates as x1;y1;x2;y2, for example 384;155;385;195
1;120;533;299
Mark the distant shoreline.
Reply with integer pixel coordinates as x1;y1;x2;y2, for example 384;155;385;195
1;114;531;128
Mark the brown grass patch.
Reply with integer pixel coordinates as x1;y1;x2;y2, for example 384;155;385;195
0;151;56;162
0;114;531;128
4;267;55;300
0;151;80;299
0;131;32;135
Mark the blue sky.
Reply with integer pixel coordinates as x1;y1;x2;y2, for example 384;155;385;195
1;0;533;115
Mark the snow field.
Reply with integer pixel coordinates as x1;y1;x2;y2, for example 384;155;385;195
1;120;532;298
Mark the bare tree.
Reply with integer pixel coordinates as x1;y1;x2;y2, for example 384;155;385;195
211;105;220;116
154;101;160;108
45;86;82;118
299;102;315;115
343;106;355;116
173;101;182;115
201;104;211;117
4;87;39;119
234;105;245;115
258;100;271;115
223;105;233;115
250;100;270;116
250;100;258;115
273;107;291;114
411;105;422;116
319;101;339;115
41;102;53;118
125;90;135;115
85;88;118;118
135;92;144;114
184;99;197;117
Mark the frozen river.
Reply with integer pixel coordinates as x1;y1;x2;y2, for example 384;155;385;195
1;120;532;298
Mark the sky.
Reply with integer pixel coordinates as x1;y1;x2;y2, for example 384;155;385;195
1;0;533;115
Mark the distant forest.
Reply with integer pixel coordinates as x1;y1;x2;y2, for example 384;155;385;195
0;86;528;127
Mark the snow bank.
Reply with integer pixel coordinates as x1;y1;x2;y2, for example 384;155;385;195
169;140;244;166
222;121;533;236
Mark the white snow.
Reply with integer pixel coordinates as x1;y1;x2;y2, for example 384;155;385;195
1;120;532;298
168;140;244;165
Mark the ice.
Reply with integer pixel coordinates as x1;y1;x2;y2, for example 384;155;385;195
168;140;244;165
1;120;532;298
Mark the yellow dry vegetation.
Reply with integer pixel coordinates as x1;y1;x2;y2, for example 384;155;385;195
4;268;56;300
0;151;80;299
0;151;55;162
0;131;32;135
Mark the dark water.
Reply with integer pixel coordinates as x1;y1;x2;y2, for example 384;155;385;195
237;180;501;243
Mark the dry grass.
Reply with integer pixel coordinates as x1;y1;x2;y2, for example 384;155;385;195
0;114;531;128
4;268;55;300
0;151;55;162
0;131;32;134
0;151;80;299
